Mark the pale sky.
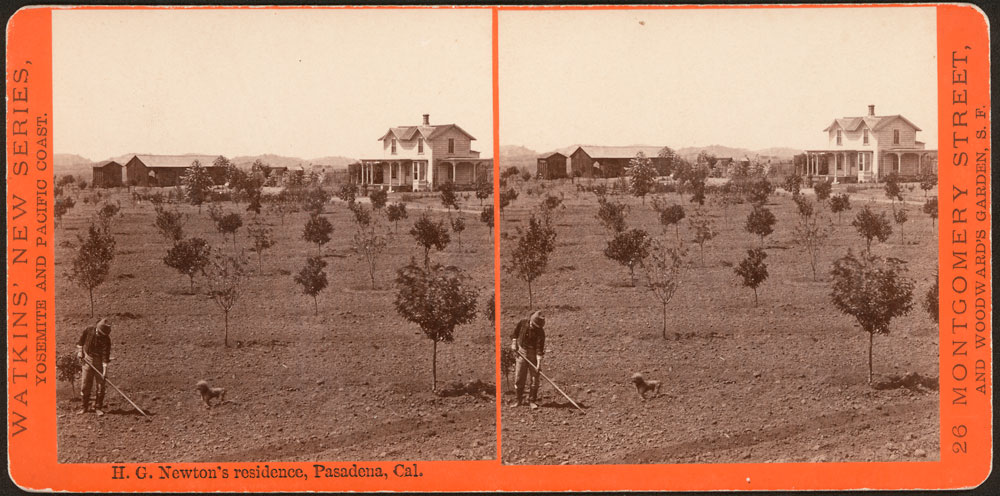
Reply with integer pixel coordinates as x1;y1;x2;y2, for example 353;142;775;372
53;8;493;161
499;7;938;153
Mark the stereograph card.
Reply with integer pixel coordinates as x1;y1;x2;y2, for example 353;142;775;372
4;3;992;492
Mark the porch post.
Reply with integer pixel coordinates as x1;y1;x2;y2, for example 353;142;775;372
833;153;839;183
452;163;457;184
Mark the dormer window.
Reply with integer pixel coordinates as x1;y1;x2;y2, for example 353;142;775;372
391;138;397;155
448;138;455;154
863;128;869;145
836;130;842;146
893;129;900;145
418;138;424;154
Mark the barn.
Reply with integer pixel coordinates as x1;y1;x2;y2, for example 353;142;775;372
91;160;124;188
536;152;568;179
124;154;227;187
568;146;669;178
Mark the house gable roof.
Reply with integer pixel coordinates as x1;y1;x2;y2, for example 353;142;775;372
377;123;476;142
823;114;922;132
538;152;567;159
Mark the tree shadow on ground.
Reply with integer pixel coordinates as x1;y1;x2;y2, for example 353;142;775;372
436;379;495;399
873;372;938;393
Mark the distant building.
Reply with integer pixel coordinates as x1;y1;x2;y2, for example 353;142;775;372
123;154;227;187
803;105;937;182
357;114;492;191
568;145;669;178
91;160;124;187
536;152;568;179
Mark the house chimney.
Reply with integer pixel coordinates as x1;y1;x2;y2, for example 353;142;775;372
868;105;875;116
422;114;430;125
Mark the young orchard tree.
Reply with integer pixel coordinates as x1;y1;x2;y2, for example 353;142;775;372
246;217;275;272
925;270;939;323
439;180;459;211
216;212;244;249
745;178;774;207
852;205;893;253
919;172;937;199
498;187;518;218
596;196;629;233
644;239;685;339
505;214;557;309
163;237;212;292
450;215;467;251
386;202;408;234
813;180;833;202
539;194;563;223
716;182;740;228
604;228;651;287
923;197;938;229
745;205;777;247
181;160;214;214
54;196;76;226
829;193;852;224
734;247;768;306
659;204;686;240
627;151;657;204
689;207;716;267
96;201;121;231
369;188;388;215
353;223;388;289
883;173;903;204
480;205;495;240
410;212;451;267
206;253;248;347
893;205;909;245
350;202;372;229
303;213;334;256
68;224;116;317
337;183;358;207
294;256;328;315
154;206;186;242
207;202;224;224
793;193;814;220
830;250;914;384
56;353;83;395
394;261;479;391
475;175;492;207
782;173;803;196
793;214;832;281
303;187;330;216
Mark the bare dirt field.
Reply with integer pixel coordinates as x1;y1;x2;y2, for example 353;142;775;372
56;189;496;463
500;179;939;465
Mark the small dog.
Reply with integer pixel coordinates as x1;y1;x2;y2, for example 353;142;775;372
631;373;662;400
195;380;226;408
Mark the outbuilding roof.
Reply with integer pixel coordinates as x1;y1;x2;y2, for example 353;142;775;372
128;154;224;168
571;145;666;159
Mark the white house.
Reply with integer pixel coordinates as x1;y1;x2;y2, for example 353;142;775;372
356;114;492;191
803;105;937;182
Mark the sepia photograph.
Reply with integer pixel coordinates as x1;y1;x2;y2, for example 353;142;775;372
497;7;941;465
51;8;497;463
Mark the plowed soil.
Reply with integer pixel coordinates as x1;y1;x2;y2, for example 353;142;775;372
56;190;495;463
500;181;939;465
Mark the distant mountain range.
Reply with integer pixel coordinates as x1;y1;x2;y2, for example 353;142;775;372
54;152;357;177
499;143;803;170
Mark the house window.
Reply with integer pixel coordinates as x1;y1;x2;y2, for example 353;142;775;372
836;130;842;146
448;138;455;154
391;138;397;154
859;153;865;171
863;129;869;145
418;138;424;154
893;129;900;145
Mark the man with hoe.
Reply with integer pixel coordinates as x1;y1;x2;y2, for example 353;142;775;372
509;310;546;408
76;318;112;415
